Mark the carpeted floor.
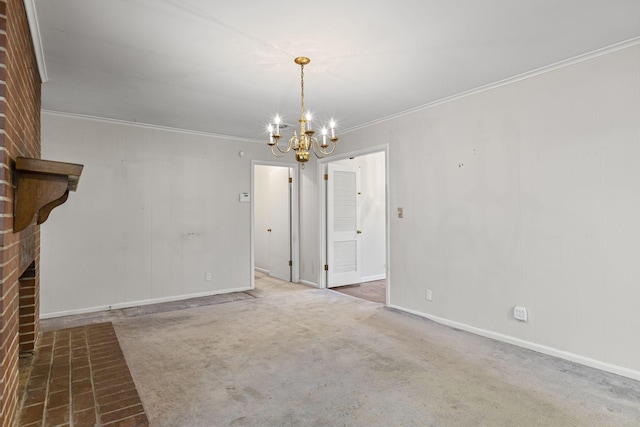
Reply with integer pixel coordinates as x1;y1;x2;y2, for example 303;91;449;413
36;273;640;426
115;274;640;426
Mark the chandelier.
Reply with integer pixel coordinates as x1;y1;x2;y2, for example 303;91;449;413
267;57;338;163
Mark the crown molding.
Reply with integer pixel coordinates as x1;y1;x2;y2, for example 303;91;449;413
41;109;264;143
24;0;48;82
344;36;640;134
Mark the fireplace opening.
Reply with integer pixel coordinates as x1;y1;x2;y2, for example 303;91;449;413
19;260;38;356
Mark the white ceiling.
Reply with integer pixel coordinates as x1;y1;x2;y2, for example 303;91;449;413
34;0;640;142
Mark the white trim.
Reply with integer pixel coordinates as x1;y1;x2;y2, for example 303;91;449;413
387;304;640;382
40;286;252;319
343;36;640;135
254;267;269;275
291;165;301;283
384;149;391;307
317;161;326;289
24;0;48;82
299;280;320;288
41;109;264;144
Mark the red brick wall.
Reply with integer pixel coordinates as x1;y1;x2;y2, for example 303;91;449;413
0;0;42;425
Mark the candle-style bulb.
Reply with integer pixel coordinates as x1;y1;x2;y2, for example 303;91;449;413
329;119;336;138
274;115;280;134
267;124;274;144
321;127;328;146
305;112;312;131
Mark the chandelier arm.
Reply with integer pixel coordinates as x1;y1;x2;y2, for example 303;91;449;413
311;139;337;158
271;135;297;154
270;143;290;157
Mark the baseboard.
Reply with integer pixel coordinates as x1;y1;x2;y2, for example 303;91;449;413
255;267;269;275
41;286;253;319
387;304;640;382
299;280;320;288
361;274;386;282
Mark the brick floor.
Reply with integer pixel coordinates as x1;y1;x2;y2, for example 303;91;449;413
16;323;148;427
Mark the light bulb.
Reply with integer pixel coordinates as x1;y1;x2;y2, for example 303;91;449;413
305;112;312;131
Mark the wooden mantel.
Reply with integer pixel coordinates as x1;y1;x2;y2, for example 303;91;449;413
13;157;84;232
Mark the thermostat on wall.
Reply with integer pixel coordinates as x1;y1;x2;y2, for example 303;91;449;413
239;192;250;202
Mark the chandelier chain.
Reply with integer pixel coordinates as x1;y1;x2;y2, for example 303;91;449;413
300;64;305;120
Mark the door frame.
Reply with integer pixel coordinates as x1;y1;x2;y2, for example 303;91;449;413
251;160;300;289
317;144;390;302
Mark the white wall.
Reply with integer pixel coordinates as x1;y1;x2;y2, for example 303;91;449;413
41;42;640;380
40;113;296;316
335;152;386;281
331;44;640;379
253;165;270;271
297;159;321;285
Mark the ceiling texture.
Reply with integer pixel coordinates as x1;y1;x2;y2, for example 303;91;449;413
33;0;640;142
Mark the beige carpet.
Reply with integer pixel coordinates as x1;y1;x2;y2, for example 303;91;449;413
108;274;640;426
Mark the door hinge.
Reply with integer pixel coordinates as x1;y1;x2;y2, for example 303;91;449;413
324;264;329;271
289;260;293;267
288;177;292;183
324;173;328;181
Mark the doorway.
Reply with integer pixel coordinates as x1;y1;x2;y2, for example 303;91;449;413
252;162;299;286
319;146;389;304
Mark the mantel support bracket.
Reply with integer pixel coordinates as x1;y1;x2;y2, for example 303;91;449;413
13;157;83;232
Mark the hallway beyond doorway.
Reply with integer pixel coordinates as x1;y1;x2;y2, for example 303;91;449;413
330;280;386;304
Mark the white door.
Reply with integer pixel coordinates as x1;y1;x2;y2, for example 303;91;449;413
268;167;291;281
327;163;361;287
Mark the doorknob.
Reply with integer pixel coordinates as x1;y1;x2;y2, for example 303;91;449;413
357;230;362;234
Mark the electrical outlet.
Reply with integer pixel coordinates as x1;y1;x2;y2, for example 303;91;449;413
205;273;212;281
426;289;433;301
514;306;528;322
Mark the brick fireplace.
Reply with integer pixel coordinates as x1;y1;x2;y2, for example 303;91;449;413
0;0;42;425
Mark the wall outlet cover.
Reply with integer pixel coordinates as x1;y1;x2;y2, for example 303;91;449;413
514;306;528;322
